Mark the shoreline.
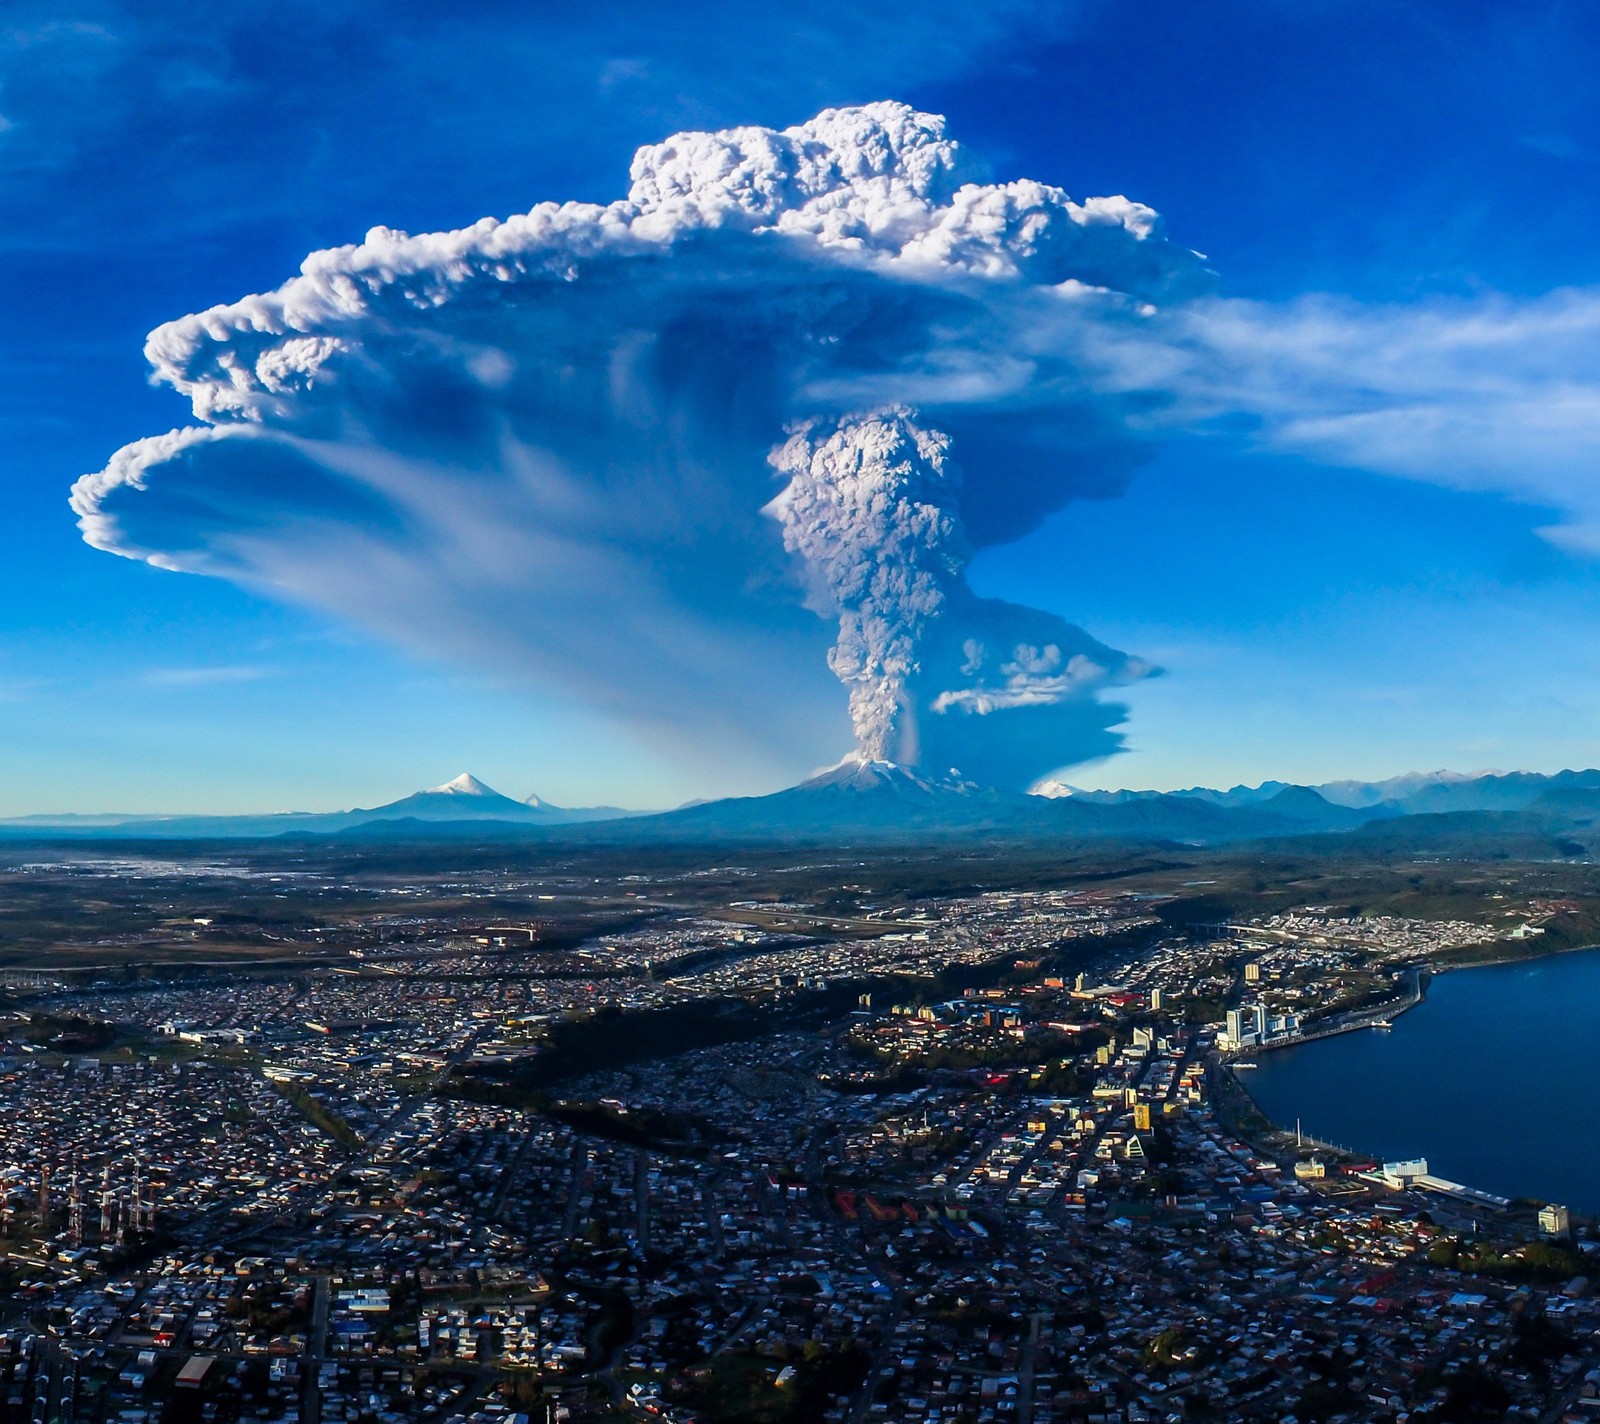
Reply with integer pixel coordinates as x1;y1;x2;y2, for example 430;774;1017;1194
1222;939;1600;1196
1427;935;1600;975
1237;937;1600;1064
1227;966;1427;1064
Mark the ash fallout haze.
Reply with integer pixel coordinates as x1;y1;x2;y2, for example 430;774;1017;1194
6;0;1600;809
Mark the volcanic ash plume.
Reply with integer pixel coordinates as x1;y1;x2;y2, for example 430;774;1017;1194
71;99;1202;785
768;409;968;763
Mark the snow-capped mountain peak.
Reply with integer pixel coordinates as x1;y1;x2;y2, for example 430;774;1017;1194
797;758;982;797
1313;769;1503;808
427;773;500;797
523;793;545;808
1028;778;1079;799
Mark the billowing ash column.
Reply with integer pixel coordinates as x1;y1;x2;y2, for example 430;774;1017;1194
766;408;969;765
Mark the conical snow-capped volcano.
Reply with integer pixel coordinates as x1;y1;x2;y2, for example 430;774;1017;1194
338;775;636;827
356;773;545;822
1028;778;1079;799
426;772;501;797
655;756;1026;836
798;758;980;797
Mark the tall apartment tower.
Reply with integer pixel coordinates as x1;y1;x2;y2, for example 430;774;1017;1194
1539;1203;1572;1239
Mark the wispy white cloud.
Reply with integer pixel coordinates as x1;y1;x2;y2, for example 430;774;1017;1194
1068;289;1600;547
0;677;47;703
140;664;274;687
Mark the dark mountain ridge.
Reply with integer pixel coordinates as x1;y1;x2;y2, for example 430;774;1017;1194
5;764;1600;854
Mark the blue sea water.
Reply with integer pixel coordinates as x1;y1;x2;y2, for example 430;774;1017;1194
1245;949;1600;1212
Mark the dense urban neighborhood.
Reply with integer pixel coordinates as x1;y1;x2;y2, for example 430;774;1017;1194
0;847;1595;1424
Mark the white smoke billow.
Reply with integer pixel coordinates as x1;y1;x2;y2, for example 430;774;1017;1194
74;100;1600;788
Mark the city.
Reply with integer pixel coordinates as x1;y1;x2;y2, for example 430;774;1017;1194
9;6;1600;1424
0;844;1595;1424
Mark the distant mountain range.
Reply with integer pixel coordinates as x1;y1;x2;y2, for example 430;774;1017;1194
8;763;1600;854
1029;768;1600;815
0;773;633;839
652;762;1381;840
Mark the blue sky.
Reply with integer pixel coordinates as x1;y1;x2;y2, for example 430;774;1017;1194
7;0;1600;811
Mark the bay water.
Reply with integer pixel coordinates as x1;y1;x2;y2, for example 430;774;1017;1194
1245;948;1600;1212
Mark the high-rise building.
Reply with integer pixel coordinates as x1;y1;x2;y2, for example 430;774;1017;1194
1244;961;1262;983
1149;987;1163;1011
1539;1203;1571;1239
1225;1008;1251;1046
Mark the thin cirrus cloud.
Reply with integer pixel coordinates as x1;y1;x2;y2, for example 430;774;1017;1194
140;664;274;688
1154;292;1600;548
70;99;1600;789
